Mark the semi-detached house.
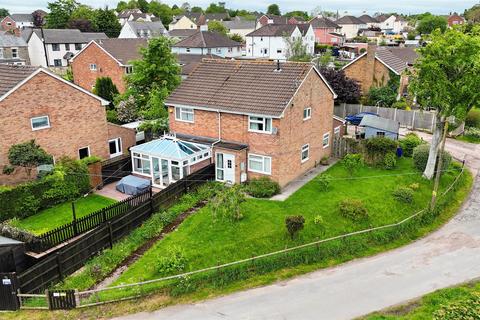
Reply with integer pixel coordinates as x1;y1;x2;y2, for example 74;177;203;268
130;59;337;188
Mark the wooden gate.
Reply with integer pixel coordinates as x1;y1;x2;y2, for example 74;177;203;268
47;289;77;310
0;273;19;310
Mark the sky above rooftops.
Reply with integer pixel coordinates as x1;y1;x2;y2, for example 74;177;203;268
3;0;476;16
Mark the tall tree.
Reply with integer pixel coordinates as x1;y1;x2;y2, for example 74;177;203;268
416;14;447;34
46;0;78;29
191;6;203;13
285;10;309;21
94;7;121;37
409;26;480;180
0;8;9;18
267;4;281;16
207;20;228;35
284;36;311;62
32;10;45;27
68;4;96;30
93;77;119;108
67;18;94;31
148;1;173;26
206;3;226;14
138;0;149;13
8;140;53;177
126;37;181;119
465;4;480;23
181;2;191;11
319;67;360;103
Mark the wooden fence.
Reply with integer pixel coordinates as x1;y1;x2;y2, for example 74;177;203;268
101;154;132;185
14;164;215;295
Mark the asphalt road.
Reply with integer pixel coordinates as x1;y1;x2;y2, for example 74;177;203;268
115;135;480;320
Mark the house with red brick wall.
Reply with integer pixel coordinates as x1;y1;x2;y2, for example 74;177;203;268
309;16;344;45
342;44;417;96
448;13;465;27
129;59;337;188
0;64;136;184
70;39;147;93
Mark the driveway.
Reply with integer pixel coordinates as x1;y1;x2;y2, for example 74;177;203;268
115;136;480;320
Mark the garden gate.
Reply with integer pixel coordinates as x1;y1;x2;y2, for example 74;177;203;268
0;273;19;310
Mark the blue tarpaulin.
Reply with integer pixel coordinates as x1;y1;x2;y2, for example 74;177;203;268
116;175;151;195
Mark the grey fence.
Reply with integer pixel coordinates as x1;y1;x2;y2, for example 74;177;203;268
334;103;436;132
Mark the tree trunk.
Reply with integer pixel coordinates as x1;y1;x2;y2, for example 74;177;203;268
423;113;444;180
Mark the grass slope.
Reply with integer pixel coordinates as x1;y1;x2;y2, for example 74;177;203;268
13;194;116;235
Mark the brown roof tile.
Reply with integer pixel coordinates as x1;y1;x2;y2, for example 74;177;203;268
166;59;315;117
95;38;147;64
309;17;341;29
173;31;241;48
335;15;365;25
246;24;297;37
0;64;38;97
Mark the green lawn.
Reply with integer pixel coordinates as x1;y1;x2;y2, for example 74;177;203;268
112;158;462;286
457;134;480;144
14;194;116;235
365;280;480;319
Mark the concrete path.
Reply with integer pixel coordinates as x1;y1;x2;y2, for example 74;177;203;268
115;137;480;320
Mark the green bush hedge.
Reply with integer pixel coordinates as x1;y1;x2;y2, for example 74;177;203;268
466;108;480;128
339;199;369;221
400;133;424;157
363;137;398;165
0;158;90;222
413;144;452;173
433;293;480;320
392;186;414;203
245;177;280;198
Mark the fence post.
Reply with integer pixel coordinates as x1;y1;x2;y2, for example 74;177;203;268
56;253;63;281
343;102;346;117
394;108;397;121
431;113;435;132
45;289;51;310
360;104;363;112
377;105;380;114
71;202;78;236
102;208;107;223
107;222;114;249
149;186;154;214
74;289;80;308
411;111;416;129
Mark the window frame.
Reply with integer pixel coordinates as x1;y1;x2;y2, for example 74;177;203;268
248;116;273;134
301;144;309;163
74;43;82;50
303;107;312;120
89;63;97;71
52;43;60;51
31;115;51;131
11;47;18;58
108;137;122;158
132;152;151;176
78;146;91;159
322;132;330;149
174;107;195;123
334;126;341;136
248;153;272;175
53;59;62;67
65;43;70;50
125;65;133;74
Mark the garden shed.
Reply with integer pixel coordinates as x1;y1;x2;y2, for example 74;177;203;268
0;236;26;273
359;115;400;140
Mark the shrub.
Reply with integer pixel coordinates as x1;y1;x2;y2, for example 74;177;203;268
363;137;398;165
211;185;245;222
465;108;480;128
285;215;305;239
2;165;14;175
320;156;329;165
342;154;364;176
80;156;102;166
392;186;414;203
392;99;408;110
339;199;368;221
400;133;424;157
245;177;280;198
464;127;480;139
384;152;397;170
409;183;420;190
157;246;187;276
316;174;332;192
8;140;53;176
313;215;326;236
433;293;480;320
412;144;452;173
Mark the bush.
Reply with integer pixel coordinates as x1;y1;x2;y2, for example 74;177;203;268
285;215;305;239
363;137;398;165
339;199;368;221
464;127;480;139
409;183;420;190
392;99;408;110
80;156;102;166
313;215;326;236
211;185;245;222
412;144;452;173
384;152;397;170
245;177;280;198
392;186;414;203
465;108;480;128
342;154;364;176
433;293;480;320
400;133;424;157
2;165;14;175
316;174;332;192
157;246;187;276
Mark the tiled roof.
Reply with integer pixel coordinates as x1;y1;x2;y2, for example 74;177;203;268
223;18;256;30
335;15;366;25
126;21;166;36
358;15;378;23
173;12;202;23
9;13;33;22
166;59;315;117
0;31;28;47
172;31;241;48
175;53;223;75
0;64;38;97
246;24;297;37
309;17;340;29
168;29;198;38
118;9;143;19
31;29;106;44
374;14;389;22
96;38;147;64
204;13;229;21
81;32;108;42
261;14;289;24
296;24;312;36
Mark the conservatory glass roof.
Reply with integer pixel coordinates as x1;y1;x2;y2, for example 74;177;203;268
131;136;210;160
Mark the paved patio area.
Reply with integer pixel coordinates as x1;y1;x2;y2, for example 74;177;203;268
95;180;162;201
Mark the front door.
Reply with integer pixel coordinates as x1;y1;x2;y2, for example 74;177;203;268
216;152;235;184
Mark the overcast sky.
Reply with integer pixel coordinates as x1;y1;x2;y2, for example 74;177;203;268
3;0;478;16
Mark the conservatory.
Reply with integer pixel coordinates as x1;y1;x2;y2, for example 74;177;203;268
130;135;212;188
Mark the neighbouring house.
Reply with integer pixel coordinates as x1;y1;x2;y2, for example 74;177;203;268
171;31;242;58
118;21;167;39
0;30;30;65
196;13;230;26
376;14;408;34
70;38;147;93
359;115;400;140
0;64;136;184
358;14;379;28
335;15;367;39
256;14;289;29
26;28;107;68
309;16;344;45
127;59;337;188
168;13;202;30
222;16;256;39
245;24;315;60
168;29;198;41
175;53;223;79
448;13;465;27
333;115;347;138
1;14;34;31
342;44;418;96
117;9;157;26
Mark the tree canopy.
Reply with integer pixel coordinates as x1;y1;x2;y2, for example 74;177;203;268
94;7;121;37
206;3;227;13
267;4;281;16
93;77;119;108
8;140;53;176
207;20;228;35
46;0;78;29
465;4;480;23
319;67;361;103
416;14;447;34
0;8;9;18
285;10;309;21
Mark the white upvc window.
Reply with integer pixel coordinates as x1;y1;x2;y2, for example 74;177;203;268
90;63;97;71
334;126;341;135
323;132;330;148
303;107;311;120
248;153;272;175
301;144;309;162
125;66;133;74
31;115;50;131
132;152;151;175
248;116;272;133
175;107;194;122
108;137;122;158
78;146;90;159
